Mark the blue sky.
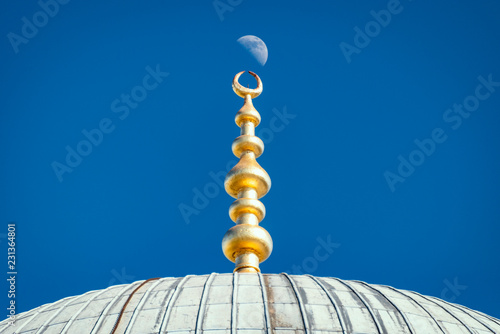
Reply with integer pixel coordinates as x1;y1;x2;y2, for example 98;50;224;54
1;0;500;319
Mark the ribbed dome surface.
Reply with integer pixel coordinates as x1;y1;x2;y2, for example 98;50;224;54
2;273;499;334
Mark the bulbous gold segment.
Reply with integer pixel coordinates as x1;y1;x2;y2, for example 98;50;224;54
224;152;271;199
229;198;266;223
236;96;261;127
223;71;272;273
232;135;264;158
222;224;273;262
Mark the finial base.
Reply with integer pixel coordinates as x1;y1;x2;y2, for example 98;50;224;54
234;252;260;273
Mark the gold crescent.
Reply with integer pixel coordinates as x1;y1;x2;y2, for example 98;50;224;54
232;71;263;99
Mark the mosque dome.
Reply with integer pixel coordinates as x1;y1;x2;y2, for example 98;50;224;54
1;273;499;333
4;72;498;333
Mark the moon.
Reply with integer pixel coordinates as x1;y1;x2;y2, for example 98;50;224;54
237;35;268;66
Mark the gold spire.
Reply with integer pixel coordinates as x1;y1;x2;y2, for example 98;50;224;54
222;71;273;273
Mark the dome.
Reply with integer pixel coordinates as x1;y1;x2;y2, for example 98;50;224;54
2;273;499;334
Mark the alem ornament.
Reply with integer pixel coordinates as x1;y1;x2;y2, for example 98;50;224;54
222;71;272;273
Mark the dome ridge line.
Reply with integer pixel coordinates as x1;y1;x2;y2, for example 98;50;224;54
406;290;474;333
282;273;311;334
159;275;192;333
456;303;500;327
329;277;383;334
427;295;496;333
111;278;161;333
257;272;272;334
60;287;111;334
195;273;217;334
92;281;141;333
122;278;165;334
14;299;59;333
230;272;239;334
380;284;446;333
305;275;347;334
36;292;86;334
352;280;415;334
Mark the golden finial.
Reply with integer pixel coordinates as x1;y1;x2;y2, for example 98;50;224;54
222;71;273;273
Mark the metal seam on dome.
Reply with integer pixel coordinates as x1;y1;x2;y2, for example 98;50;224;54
381;285;446;334
90;281;142;334
306;275;346;334
0;322;8;332
472;310;500;326
123;278;165;334
158;275;192;333
60;288;111;334
231;272;239;334
282;273;311;334
330;278;382;334
195;273;216;334
456;304;500;327
258;273;272;334
110;278;161;334
352;281;414;334
407;290;474;333
427;296;496;333
12;300;58;333
156;286;175;333
35;293;87;334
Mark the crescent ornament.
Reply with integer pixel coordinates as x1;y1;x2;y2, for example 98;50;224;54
232;71;263;99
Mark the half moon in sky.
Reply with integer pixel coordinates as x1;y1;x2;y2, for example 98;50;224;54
237;35;268;66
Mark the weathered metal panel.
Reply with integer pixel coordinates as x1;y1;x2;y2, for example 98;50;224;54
211;273;233;286
237;285;264;304
373;308;411;334
303;304;340;331
266;285;296;304
405;313;443;333
237;303;266;329
167;304;199;331
268;303;304;329
340;306;379;333
297;286;331;305
125;307;162;333
203;303;232;330
42;322;68;334
238;273;261;286
176;286;205;306
438;320;473;333
207;285;233;305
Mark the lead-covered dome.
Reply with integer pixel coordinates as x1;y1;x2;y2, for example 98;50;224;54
2;273;499;334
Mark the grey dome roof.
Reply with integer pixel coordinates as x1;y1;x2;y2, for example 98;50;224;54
2;273;499;334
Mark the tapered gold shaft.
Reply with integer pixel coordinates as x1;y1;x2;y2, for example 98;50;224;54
222;71;273;273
